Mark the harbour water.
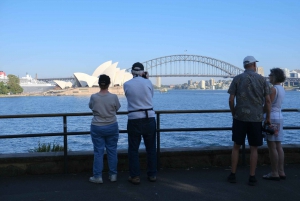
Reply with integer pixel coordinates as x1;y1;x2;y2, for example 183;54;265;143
0;90;299;154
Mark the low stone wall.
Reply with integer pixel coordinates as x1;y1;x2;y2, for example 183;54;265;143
1;145;299;176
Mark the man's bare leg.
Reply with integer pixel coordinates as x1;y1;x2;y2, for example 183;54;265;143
249;146;258;176
231;142;241;173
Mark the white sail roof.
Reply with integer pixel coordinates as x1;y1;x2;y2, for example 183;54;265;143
73;61;132;88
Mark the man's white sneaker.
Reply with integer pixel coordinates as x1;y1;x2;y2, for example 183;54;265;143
89;176;103;184
109;174;117;182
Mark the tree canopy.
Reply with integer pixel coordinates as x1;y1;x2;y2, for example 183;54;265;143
0;74;23;95
0;81;9;94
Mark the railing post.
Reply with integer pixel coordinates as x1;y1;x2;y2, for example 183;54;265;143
63;115;68;173
156;112;161;170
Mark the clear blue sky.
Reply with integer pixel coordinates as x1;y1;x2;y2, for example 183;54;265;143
0;0;299;84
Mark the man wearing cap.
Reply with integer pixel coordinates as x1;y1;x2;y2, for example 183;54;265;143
227;56;271;186
123;62;157;185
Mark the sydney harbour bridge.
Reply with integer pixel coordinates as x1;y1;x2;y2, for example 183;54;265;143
128;55;244;78
38;54;299;86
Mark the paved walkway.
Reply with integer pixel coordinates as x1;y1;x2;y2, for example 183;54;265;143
1;164;300;201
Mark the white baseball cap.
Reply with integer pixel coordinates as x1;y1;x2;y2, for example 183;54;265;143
243;56;258;65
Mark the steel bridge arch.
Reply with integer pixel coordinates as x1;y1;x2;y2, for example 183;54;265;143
127;54;244;78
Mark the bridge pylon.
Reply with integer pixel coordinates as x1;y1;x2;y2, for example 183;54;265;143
156;77;161;87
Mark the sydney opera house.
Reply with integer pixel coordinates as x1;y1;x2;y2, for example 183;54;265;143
54;61;133;89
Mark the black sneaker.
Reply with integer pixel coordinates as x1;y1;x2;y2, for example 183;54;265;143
248;176;257;186
147;176;157;182
227;173;236;183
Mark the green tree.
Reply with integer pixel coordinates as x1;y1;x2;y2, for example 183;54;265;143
7;74;23;94
0;81;9;94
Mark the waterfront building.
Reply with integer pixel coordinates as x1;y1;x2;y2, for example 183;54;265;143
200;80;205;89
217;81;223;88
54;61;132;89
280;68;290;78
156;77;161;87
290;70;300;78
53;80;73;89
257;67;264;76
0;71;7;79
209;78;215;86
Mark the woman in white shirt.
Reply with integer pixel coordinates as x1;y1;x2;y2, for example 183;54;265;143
263;68;286;181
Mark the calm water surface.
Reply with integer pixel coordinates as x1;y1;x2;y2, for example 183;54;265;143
1;90;299;153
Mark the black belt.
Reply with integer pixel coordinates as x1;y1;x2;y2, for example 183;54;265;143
128;108;153;118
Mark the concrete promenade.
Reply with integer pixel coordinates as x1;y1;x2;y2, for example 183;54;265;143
1;164;300;201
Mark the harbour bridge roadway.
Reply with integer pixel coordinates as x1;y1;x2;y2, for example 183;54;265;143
38;77;300;82
37;54;300;85
38;76;300;86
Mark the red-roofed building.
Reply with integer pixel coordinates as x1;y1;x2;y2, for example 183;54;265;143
0;71;7;79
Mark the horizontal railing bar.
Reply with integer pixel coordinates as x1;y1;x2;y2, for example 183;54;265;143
0;133;90;139
156;110;231;114
159;127;232;131
282;126;300;130
0;109;299;119
1;127;300;139
155;109;300;114
158;126;300;132
0;113;92;119
0;112;127;119
0;130;129;139
281;109;300;112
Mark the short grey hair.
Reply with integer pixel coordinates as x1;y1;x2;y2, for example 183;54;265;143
131;70;144;76
244;62;255;69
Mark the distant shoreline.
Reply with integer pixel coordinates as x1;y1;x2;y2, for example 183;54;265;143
0;86;298;98
0;87;125;98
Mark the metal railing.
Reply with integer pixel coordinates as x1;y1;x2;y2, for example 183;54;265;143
1;109;299;173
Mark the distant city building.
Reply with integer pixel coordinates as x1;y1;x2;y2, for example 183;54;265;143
257;67;264;76
217;81;223;88
200;80;205;89
188;79;192;85
209;78;215;86
0;71;7;79
280;68;290;78
156;77;161;87
290;70;300;78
